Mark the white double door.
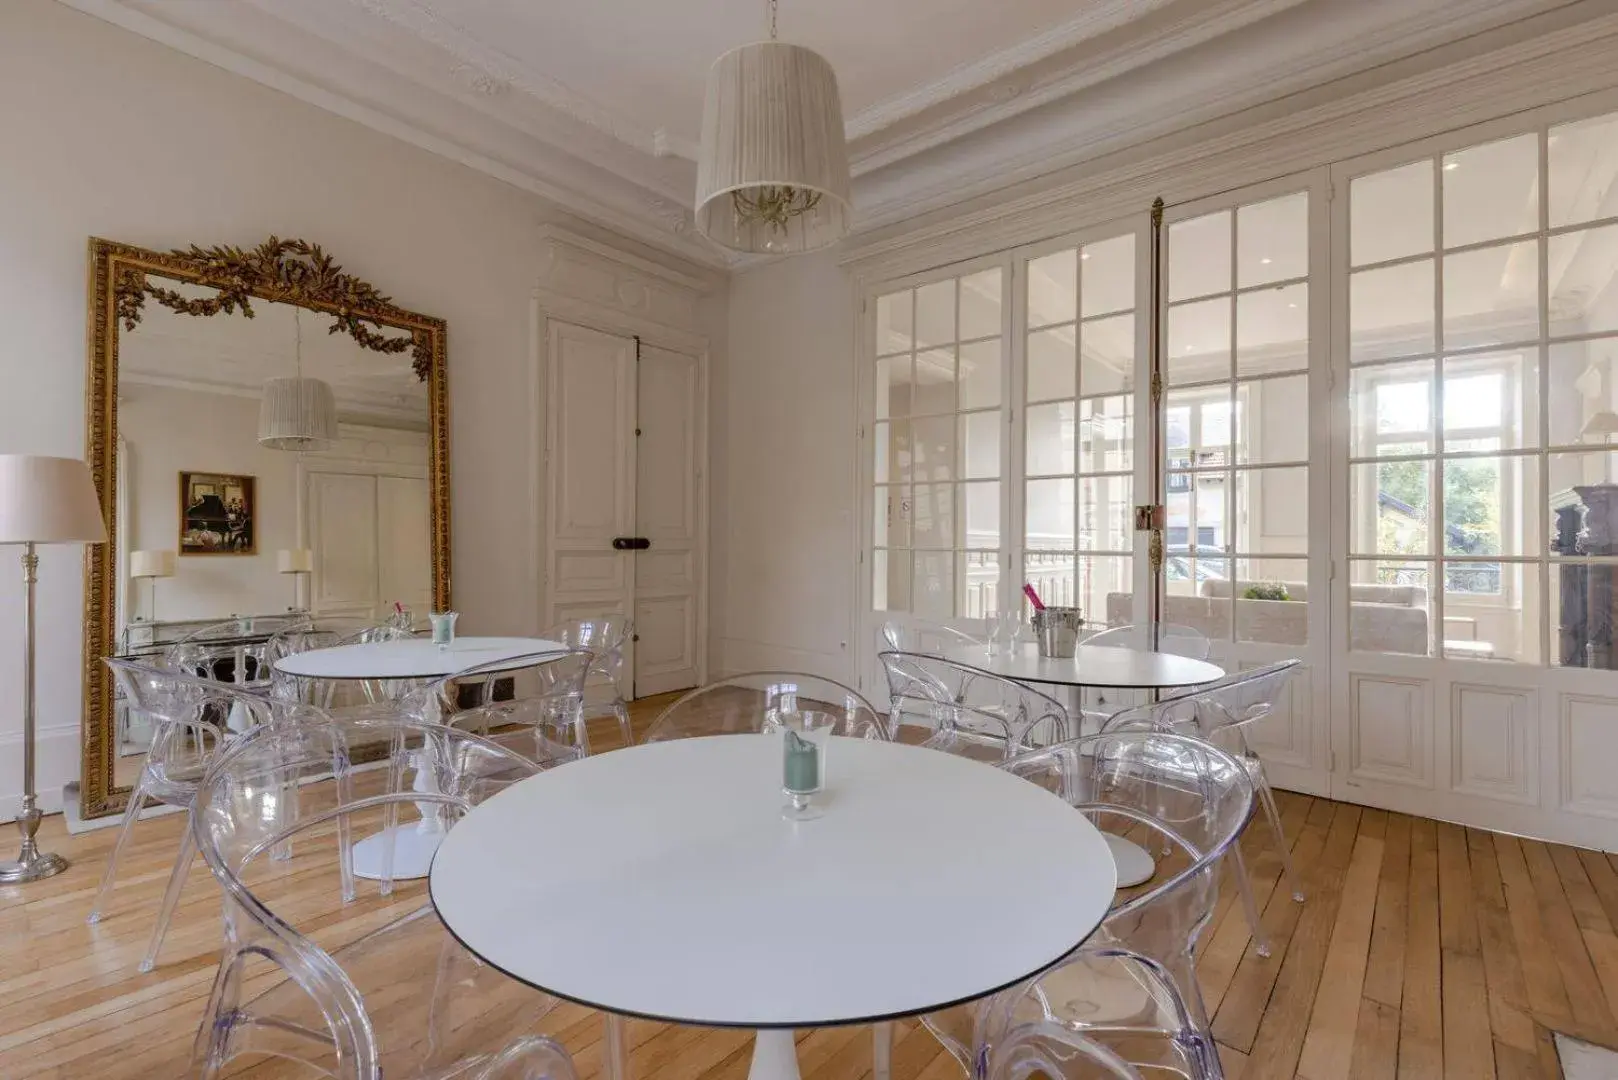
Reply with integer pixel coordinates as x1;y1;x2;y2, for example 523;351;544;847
305;469;432;620
545;320;704;698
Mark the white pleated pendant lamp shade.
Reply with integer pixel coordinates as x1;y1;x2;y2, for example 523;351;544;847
258;376;337;451
695;41;852;255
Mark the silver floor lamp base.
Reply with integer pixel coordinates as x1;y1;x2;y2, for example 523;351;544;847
2;543;68;883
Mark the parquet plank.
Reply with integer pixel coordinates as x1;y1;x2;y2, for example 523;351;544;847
1296;827;1383;1080
1397;816;1442;1080
1364;813;1412;1008
1348;997;1400;1080
1521;838;1614;1033
1577;849;1618;933
1469;826;1535;1053
1437;822;1493;1080
1494;834;1573;1025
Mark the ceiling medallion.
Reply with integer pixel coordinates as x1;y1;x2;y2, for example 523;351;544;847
694;0;852;255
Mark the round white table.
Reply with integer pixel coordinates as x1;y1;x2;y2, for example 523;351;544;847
430;735;1117;1080
271;635;566;681
946;642;1225;887
274;635;566;881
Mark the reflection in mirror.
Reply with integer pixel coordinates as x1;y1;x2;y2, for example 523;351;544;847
112;279;432;785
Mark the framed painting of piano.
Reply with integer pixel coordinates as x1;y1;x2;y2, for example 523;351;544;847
178;471;255;555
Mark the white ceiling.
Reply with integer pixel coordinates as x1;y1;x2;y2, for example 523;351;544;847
67;0;1587;266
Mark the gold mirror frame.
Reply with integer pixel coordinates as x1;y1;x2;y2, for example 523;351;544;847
81;236;451;819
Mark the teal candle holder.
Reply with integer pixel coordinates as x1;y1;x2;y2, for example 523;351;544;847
780;716;831;821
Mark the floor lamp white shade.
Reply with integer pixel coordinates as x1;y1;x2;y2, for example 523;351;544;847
694;40;852;254
130;548;175;624
0;454;107;884
278;547;313;610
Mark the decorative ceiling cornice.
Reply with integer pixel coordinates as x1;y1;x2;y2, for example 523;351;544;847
56;0;1592;272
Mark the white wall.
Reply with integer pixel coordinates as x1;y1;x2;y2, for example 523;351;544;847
714;252;858;683
0;0;715;815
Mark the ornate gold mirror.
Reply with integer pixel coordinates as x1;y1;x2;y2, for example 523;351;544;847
82;237;450;819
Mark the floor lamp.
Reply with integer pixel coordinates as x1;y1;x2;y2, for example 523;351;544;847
130;549;175;625
277;547;312;612
0;455;107;883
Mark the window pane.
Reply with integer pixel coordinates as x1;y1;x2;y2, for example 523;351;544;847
873;421;892;484
1080;313;1135;394
1443;240;1539;349
1550;111;1618;228
1443;455;1510;557
957;551;1002;619
911;350;956;413
1168;211;1231;301
876;291;913;355
1026;478;1075;550
1236;374;1309;464
1352;159;1434;266
1234;557;1310;645
1551;559;1618;667
1027;327;1076;402
1233;467;1308;554
958;269;1002;341
1077;396;1133;474
873;549;910;612
961;411;1001;480
1447;562;1534;663
913;552;954;619
1165;556;1231;640
1549;337;1618;446
963;481;1000;549
1350;360;1434;457
1168;297;1232;385
1550;224;1618;338
1025;402;1074;476
915;280;956;348
1165;387;1232;468
1079;476;1133;552
1082;234;1135;317
1442;135;1539;248
1347;560;1432;655
875;355;911;419
911;415;956;484
1236;283;1308;377
1027;250;1077;328
1238;192;1308;287
1078;555;1134;629
1353;460;1432;555
1549;454;1618;545
1172;472;1227;553
879;419;913;482
1023;551;1075;610
874;486;896;546
912;484;955;548
1351;260;1435;362
1443;352;1536;451
959;339;1002;410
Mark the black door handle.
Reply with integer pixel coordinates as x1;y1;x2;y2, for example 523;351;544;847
612;537;651;550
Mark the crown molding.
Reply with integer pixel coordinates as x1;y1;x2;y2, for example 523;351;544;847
841;4;1618;279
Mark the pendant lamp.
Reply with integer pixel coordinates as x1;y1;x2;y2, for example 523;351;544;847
259;308;337;451
694;0;851;254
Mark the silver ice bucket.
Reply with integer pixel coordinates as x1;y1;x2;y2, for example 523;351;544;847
1032;607;1085;658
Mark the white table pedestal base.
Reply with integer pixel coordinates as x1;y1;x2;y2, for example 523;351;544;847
351;825;443;881
1105;833;1156;888
749;1030;800;1080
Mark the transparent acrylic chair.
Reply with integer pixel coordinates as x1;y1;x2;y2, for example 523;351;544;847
542;616;635;750
878;650;1073;760
1106;659;1306;957
921;731;1253;1080
427;648;595;766
267;618;415;713
90;657;295;973
190;716;576;1080
1076;623;1212;730
642;671;888;742
880;617;985;655
987;1020;1146;1079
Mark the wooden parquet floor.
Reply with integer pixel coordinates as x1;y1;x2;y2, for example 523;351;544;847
3;695;1617;1079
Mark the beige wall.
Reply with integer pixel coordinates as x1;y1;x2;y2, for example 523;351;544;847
0;0;714;814
715;251;857;682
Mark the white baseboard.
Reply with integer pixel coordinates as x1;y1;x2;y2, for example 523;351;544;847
716;637;852;683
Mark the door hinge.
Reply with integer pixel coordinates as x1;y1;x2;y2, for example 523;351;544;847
1148;530;1164;572
1149;370;1163;407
